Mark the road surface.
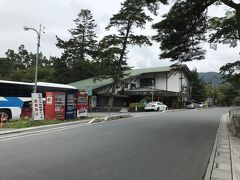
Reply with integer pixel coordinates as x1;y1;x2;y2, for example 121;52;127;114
0;108;228;180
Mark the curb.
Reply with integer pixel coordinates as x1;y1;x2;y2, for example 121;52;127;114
204;115;222;180
167;109;188;112
0;114;132;135
229;125;237;180
88;114;132;123
0;119;90;136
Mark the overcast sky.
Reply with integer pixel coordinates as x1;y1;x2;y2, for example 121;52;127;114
0;0;239;72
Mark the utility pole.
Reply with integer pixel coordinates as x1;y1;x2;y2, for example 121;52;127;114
180;62;184;108
152;80;154;102
212;75;215;106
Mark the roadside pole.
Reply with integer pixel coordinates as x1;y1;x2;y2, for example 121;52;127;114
0;113;3;128
85;86;92;117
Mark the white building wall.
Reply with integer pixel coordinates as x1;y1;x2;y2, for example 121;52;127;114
156;74;166;90
155;71;189;93
135;79;140;88
166;72;180;92
102;70;189;94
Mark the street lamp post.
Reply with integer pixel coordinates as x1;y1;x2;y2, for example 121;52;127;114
151;80;154;102
23;24;42;93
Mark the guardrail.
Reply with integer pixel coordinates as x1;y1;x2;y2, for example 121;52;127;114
229;107;240;136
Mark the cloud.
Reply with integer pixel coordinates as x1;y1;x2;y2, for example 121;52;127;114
0;0;239;74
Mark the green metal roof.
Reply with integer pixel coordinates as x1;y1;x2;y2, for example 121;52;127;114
127;66;171;77
69;77;113;91
69;66;173;90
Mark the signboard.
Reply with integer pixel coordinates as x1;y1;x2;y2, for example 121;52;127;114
76;92;88;117
85;86;92;96
31;93;44;120
46;95;52;105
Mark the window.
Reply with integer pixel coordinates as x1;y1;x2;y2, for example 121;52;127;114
140;78;155;87
130;83;136;90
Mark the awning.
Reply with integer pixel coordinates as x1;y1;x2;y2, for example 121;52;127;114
124;88;180;97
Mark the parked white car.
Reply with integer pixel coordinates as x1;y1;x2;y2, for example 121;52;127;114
144;101;168;111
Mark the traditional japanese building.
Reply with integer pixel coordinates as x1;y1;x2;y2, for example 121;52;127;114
69;65;192;109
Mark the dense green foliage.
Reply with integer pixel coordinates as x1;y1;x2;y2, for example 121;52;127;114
152;0;211;62
189;69;206;102
204;83;240;106
150;0;240;61
0;45;53;82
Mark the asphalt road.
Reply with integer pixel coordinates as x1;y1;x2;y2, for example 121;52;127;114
0;108;228;180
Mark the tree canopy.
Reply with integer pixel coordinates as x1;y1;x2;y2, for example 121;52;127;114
1;45;53;82
150;0;240;62
97;0;153;106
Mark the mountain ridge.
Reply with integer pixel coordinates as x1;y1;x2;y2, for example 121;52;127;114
198;72;224;85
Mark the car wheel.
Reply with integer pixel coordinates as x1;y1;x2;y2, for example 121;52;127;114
0;110;11;122
157;107;160;111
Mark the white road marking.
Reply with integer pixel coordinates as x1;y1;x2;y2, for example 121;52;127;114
0;122;95;142
0;111;169;142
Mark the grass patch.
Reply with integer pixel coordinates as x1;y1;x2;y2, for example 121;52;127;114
3;117;90;129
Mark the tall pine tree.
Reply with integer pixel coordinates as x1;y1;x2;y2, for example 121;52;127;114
56;9;98;82
56;9;98;64
98;0;153;107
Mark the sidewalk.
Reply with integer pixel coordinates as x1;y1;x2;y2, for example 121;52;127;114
204;114;240;180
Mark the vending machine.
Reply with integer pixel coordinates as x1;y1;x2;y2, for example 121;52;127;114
45;92;66;120
65;93;76;119
76;92;88;117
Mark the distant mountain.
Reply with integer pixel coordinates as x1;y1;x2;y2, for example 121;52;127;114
198;72;224;85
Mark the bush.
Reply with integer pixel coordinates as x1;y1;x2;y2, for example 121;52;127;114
233;97;240;106
129;102;146;111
